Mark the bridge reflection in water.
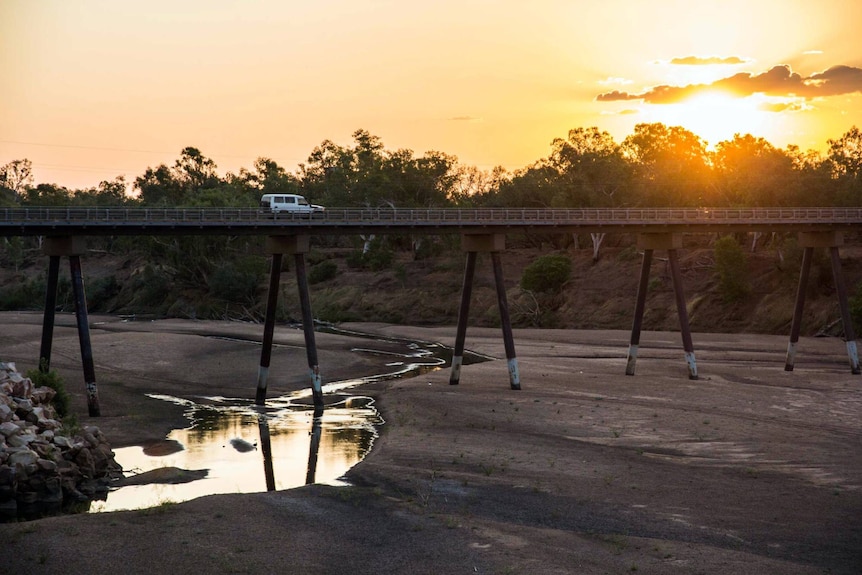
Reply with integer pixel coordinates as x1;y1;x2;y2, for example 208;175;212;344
89;394;382;513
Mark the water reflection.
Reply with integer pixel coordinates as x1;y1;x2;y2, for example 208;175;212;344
90;395;381;513
89;330;489;513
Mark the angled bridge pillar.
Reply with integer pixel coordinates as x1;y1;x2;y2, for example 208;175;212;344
449;233;520;390
785;232;859;374
256;235;324;406
626;233;698;380
41;236;101;416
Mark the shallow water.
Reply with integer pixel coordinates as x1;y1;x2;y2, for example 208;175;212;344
89;394;381;512
90;330;485;512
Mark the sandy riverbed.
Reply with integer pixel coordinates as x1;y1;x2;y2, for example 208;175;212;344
1;312;860;574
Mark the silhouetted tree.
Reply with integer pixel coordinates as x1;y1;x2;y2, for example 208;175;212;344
0;159;33;204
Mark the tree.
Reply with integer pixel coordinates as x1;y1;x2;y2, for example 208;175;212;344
173;147;219;191
21;183;72;205
135;164;185;206
826;126;862;205
135;147;221;206
239;157;301;198
622;123;711;206
548;127;631;207
548;127;632;260
73;177;131;206
492;163;560;208
0;159;33;204
827;126;862;180
711;134;798;206
783;145;832;206
520;253;572;293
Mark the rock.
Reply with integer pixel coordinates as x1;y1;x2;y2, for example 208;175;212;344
37;458;58;473
0;465;16;489
0;421;19;438
75;448;95;478
9;449;38;468
0;362;121;520
13;397;33;412
229;437;258;452
0;404;13;423
117;466;209;486
53;435;72;449
81;429;98;447
10;378;34;399
30;386;56;405
7;433;37;449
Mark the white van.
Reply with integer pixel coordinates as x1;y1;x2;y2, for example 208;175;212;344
259;194;325;216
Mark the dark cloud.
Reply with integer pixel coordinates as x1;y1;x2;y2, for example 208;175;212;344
595;90;638;102
595;64;862;104
670;56;747;66
806;65;862;96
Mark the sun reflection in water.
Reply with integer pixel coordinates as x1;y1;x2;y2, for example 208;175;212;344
89;395;382;513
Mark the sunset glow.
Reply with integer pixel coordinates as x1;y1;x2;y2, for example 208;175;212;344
1;0;861;189
643;91;771;148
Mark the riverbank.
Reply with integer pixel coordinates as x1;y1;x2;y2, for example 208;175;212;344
1;313;860;574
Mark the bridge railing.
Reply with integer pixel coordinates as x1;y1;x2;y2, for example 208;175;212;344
1;206;861;226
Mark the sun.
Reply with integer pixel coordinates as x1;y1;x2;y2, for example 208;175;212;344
643;91;770;147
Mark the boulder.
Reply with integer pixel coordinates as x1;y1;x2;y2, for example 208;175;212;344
0;363;120;521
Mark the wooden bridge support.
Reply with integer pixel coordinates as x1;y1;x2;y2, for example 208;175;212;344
257;414;276;491
785;232;860;374
256;235;324;407
305;406;324;485
626;234;698;380
41;237;101;416
450;234;520;390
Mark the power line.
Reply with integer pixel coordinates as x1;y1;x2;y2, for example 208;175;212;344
0;139;267;162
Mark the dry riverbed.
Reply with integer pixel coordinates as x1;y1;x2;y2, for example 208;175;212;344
1;312;860;574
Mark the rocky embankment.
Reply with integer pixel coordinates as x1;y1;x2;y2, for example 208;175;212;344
0;363;121;521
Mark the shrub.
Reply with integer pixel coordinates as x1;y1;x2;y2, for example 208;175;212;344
26;362;71;418
209;259;266;304
714;236;750;302
346;238;394;271
87;275;121;311
309;260;338;284
124;265;172;309
520;253;572;293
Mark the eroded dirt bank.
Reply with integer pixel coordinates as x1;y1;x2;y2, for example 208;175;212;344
1;312;860;574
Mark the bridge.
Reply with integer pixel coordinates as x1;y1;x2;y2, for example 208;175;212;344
1;205;859;418
1;206;860;235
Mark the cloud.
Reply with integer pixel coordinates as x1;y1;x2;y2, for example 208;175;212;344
803;50;823;55
448;116;482;122
757;101;807;113
599;108;640;116
669;56;748;66
598;76;633;86
595;65;862;104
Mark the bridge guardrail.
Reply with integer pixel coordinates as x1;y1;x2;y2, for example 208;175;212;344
1;207;860;231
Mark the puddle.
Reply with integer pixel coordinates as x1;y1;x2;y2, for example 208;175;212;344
89;394;381;513
90;329;490;513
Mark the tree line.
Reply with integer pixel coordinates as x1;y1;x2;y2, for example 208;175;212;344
2;123;861;210
0;123;859;326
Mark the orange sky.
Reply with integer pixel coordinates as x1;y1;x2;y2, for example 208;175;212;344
2;0;861;190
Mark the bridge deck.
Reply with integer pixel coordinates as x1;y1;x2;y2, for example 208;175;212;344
0;207;860;236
